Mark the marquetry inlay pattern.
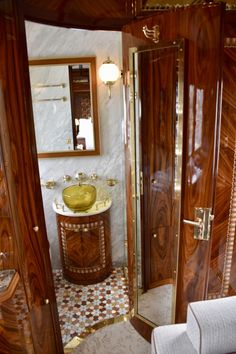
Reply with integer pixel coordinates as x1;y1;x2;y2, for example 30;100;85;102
60;220;106;274
56;210;112;285
221;140;236;296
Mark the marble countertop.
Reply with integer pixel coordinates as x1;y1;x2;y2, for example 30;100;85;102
52;197;112;217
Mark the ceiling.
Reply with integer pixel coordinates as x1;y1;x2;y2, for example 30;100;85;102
22;0;236;32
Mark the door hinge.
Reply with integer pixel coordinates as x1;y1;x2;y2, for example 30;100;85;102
140;171;144;196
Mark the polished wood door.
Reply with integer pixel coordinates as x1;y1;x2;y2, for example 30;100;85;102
123;3;225;324
0;135;34;353
207;43;236;299
139;46;178;290
0;1;63;352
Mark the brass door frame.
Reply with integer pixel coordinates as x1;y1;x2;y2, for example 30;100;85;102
129;39;185;327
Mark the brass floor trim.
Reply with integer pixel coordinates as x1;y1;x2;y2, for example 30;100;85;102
64;313;132;353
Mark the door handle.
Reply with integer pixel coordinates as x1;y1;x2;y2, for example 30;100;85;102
183;219;201;227
183;208;214;241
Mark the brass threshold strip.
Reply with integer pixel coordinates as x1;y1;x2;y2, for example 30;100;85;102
64;313;132;353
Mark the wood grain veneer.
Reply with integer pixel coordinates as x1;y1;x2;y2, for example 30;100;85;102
207;46;236;299
0;149;17;271
57;210;112;284
0;275;34;353
0;1;63;352
122;3;224;325
225;11;236;37
130;315;153;342
0;0;235;349
22;0;135;30
139;46;177;290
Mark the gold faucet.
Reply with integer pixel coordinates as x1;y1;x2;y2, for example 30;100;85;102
106;178;118;187
63;175;72;183
45;180;56;189
75;172;87;182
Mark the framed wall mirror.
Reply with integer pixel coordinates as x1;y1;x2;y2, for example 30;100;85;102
29;57;100;158
129;40;184;327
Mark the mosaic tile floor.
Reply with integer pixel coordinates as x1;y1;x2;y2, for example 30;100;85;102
53;267;129;346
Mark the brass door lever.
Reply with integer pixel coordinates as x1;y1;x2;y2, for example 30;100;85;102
183;208;214;241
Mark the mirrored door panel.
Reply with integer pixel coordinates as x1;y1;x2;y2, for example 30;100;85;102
130;40;184;326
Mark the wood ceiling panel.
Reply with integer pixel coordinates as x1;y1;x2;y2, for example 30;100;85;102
22;0;134;30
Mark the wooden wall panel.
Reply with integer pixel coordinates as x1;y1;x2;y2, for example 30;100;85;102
122;3;224;323
0;1;63;352
0;151;17;270
207;46;236;299
225;11;236;37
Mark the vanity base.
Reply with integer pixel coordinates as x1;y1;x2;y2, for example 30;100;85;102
56;210;112;285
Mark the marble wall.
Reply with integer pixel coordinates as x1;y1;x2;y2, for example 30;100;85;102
25;21;126;269
30;65;73;152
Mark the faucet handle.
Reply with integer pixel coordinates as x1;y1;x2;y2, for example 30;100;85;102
90;173;98;181
75;172;87;182
63;175;72;183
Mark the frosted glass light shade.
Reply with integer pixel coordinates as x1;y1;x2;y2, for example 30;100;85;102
98;58;120;85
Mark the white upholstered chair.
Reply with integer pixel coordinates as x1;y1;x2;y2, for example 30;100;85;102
151;296;236;354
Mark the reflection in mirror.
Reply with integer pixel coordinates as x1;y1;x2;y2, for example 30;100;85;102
130;40;184;326
29;57;100;157
69;64;94;151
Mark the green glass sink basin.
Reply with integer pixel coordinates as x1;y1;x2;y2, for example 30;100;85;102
62;184;96;212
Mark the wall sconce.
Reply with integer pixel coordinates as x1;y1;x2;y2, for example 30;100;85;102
98;57;120;98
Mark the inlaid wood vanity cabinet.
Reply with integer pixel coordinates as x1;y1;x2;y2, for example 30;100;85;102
56;210;112;284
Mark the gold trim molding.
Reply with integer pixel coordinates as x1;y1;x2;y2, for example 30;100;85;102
128;39;185;327
141;0;236;10
64;314;132;353
221;140;236;296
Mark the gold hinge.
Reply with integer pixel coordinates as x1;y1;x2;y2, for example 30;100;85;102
129;92;137;102
140;171;144;196
124;70;130;86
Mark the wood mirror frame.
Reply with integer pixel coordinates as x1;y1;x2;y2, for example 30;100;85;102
29;57;100;158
